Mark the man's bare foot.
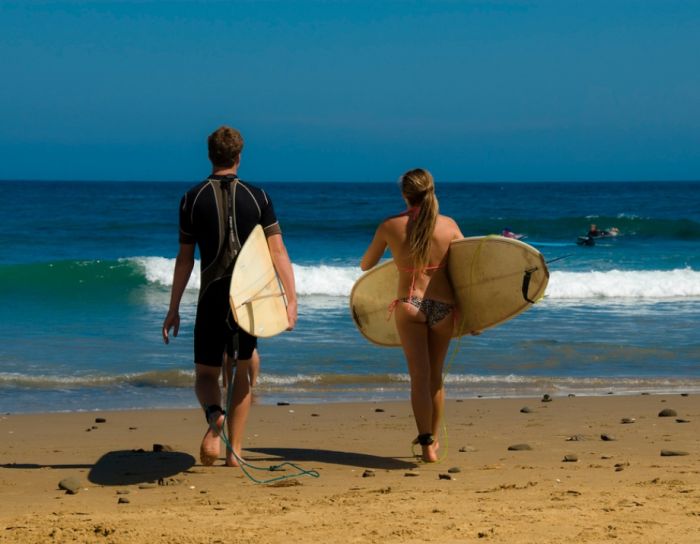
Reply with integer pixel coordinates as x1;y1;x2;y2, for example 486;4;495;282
225;447;242;467
200;412;224;466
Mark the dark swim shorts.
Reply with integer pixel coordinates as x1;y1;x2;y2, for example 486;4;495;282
193;280;257;365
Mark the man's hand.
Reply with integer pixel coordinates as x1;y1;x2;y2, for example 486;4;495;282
162;309;180;344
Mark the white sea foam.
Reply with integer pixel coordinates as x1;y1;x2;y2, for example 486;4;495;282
548;268;700;299
292;264;362;296
129;257;700;301
129;256;201;290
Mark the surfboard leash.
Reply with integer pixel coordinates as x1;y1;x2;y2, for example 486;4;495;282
428;235;497;462
204;384;320;485
410;237;488;463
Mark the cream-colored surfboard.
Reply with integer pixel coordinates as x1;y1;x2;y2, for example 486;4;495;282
350;236;549;347
229;225;288;337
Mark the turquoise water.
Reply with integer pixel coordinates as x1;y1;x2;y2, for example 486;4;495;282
1;180;699;413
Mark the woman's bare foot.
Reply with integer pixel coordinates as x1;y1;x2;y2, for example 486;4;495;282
422;439;440;463
199;412;224;466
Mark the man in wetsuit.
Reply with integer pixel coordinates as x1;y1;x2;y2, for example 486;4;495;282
162;126;297;467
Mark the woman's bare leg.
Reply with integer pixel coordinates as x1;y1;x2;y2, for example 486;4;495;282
427;315;453;438
395;304;439;461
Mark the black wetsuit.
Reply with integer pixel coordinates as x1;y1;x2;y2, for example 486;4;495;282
179;175;281;364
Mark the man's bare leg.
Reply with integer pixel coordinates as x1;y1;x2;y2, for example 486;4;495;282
195;363;224;465
225;353;257;467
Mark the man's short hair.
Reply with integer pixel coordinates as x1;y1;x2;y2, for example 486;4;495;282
208;126;244;168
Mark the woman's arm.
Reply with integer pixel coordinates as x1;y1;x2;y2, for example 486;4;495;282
360;224;387;271
450;217;464;240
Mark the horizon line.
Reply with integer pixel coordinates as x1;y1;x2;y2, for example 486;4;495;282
2;178;699;184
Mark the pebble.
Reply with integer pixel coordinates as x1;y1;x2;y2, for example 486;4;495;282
138;483;157;489
404;472;419;477
567;393;576;398
566;435;585;442
118;497;130;504
541;394;552;403
128;427;137;430
563;454;578;462
676;418;690;423
681;393;689;397
276;402;290;406
520;407;533;413
95;417;106;423
459;446;476;453
374;408;385;413
621;418;636;424
600;434;616;441
660;450;689;457
447;466;461;474
658;409;677;417
311;413;320;417
438;473;453;480
508;443;532;451
116;490;130;495
58;477;81;494
362;470;375;478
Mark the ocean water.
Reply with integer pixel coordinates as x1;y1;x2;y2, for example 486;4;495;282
1;180;699;413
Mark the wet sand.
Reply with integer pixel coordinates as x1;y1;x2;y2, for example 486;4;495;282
1;394;699;543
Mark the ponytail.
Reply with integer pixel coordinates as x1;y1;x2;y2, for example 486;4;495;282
401;169;439;269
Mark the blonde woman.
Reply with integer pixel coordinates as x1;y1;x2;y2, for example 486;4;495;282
361;169;463;462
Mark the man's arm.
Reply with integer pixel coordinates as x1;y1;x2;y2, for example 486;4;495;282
162;243;195;344
267;233;297;330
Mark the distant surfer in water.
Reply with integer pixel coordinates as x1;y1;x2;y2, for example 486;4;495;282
588;223;601;237
162;125;297;467
361;168;464;462
501;227;525;240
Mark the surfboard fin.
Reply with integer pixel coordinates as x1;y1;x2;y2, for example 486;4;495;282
522;267;538;304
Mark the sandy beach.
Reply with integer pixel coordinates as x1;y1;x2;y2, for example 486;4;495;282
1;394;698;543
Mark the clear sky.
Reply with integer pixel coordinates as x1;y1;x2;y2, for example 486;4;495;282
1;1;699;182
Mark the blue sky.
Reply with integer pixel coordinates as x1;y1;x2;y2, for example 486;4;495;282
1;1;699;182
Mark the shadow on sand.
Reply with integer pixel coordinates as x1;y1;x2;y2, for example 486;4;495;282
245;447;417;470
1;449;196;486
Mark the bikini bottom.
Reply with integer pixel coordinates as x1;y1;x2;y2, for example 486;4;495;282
398;296;454;327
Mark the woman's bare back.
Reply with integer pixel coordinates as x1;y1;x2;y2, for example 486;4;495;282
381;214;463;301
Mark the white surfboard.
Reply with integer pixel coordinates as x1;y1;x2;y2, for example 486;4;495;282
350;236;549;347
229;225;288;337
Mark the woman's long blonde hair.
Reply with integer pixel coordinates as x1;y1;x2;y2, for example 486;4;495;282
401;168;439;269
